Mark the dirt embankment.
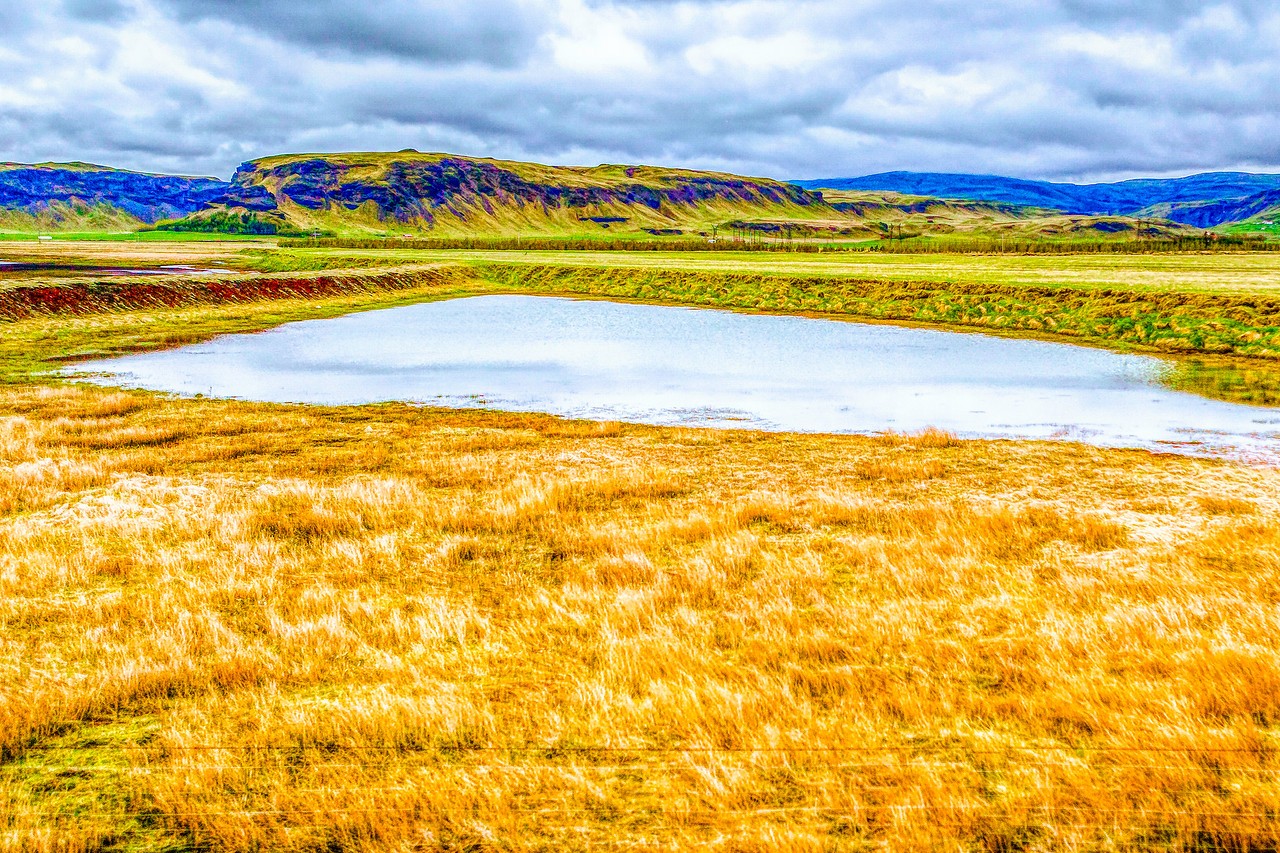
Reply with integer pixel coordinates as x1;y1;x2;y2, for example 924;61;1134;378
0;265;474;321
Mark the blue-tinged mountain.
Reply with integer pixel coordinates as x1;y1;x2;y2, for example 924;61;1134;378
793;171;1280;228
0;162;229;230
2;154;1259;237
1146;189;1280;229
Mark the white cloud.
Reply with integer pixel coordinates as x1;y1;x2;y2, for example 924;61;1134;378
684;32;839;76
546;0;652;75
0;0;1276;181
1051;30;1175;72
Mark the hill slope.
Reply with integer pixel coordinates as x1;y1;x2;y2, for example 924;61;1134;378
0;152;1202;241
166;151;828;237
794;171;1280;227
0;162;229;230
1146;189;1280;229
720;190;1193;242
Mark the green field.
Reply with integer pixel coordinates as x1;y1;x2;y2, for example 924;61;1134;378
0;231;275;243
257;247;1280;294
1225;219;1280;238
7;240;1280;295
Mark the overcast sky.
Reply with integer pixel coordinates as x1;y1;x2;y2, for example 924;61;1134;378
2;0;1278;182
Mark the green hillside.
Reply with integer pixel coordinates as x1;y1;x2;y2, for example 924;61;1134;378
0;200;145;233
159;151;827;238
159;151;1197;242
1221;206;1280;238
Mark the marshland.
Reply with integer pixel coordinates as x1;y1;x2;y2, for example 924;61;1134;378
2;239;1280;851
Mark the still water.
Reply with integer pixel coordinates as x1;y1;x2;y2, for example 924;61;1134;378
72;295;1280;462
0;262;236;279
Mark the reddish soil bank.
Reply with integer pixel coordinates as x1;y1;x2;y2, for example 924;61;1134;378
0;266;472;320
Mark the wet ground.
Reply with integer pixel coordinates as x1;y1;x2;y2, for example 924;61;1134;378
71;295;1280;464
0;261;236;279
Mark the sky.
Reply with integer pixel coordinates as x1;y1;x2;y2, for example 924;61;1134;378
1;0;1278;182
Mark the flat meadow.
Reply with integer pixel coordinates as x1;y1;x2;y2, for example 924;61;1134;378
2;240;1279;851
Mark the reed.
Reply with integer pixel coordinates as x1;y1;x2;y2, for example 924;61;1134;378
281;235;1280;255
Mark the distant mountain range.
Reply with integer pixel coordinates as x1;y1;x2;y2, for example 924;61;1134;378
0;153;826;236
0;154;1277;236
0;162;228;227
792;172;1280;228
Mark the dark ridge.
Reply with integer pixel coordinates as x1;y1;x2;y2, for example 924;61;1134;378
218;156;821;225
793;171;1280;227
0;165;229;223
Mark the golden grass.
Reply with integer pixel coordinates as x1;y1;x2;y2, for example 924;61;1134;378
3;242;1280;850
2;383;1279;851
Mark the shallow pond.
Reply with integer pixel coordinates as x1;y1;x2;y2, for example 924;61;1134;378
72;295;1280;463
0;261;235;279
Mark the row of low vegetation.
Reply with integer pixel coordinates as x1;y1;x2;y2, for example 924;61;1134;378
0;266;473;323
859;234;1280;253
280;233;1280;254
281;236;849;252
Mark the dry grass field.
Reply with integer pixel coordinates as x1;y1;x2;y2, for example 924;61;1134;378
2;243;1279;851
4;386;1280;852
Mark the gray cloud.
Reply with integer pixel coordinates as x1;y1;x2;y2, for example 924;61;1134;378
0;0;1277;182
61;0;132;22
155;0;543;65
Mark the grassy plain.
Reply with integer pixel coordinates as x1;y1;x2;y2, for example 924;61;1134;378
2;242;1280;851
300;248;1280;295
9;240;1280;292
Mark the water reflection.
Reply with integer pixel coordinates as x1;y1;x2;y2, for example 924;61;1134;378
71;295;1280;463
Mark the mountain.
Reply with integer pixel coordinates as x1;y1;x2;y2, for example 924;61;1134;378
1145;189;1280;229
792;171;1280;227
160;151;826;236
0;152;1213;240
0;162;229;230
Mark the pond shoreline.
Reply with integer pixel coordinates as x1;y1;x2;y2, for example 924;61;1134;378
7;255;1280;408
69;294;1280;465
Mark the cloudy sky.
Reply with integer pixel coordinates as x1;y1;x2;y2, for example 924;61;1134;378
1;0;1278;182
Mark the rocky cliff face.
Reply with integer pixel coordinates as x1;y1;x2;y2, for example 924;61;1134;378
0;163;229;225
194;153;822;232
